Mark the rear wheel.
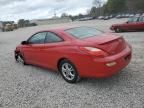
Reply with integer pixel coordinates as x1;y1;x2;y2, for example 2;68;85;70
59;60;81;83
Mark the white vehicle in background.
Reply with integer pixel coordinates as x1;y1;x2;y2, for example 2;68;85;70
98;16;104;20
129;14;135;17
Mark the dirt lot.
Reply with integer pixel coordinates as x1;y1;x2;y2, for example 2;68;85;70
0;19;144;108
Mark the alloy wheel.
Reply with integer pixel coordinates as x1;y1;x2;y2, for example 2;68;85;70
61;63;75;81
59;60;81;83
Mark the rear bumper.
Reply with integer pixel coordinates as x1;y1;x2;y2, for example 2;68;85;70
77;46;132;78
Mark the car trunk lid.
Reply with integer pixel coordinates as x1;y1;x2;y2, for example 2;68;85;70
82;33;126;55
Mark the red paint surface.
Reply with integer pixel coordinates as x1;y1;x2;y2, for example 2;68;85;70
15;27;132;78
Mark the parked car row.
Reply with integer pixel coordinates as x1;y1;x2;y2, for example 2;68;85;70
115;14;134;19
73;13;143;22
98;15;113;20
110;14;144;32
98;13;143;20
78;17;94;21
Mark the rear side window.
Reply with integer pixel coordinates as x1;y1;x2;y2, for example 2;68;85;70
65;27;102;39
139;17;144;22
45;32;63;43
28;32;47;44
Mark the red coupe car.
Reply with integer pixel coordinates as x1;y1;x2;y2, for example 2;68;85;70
111;15;144;32
15;27;132;83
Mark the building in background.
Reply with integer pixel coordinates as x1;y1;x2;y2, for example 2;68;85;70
31;17;72;25
0;21;17;32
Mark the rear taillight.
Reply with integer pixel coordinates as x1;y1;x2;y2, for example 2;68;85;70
79;47;108;57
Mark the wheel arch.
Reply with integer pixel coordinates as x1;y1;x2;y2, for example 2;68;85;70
15;49;25;61
57;57;81;83
57;57;69;71
57;56;78;70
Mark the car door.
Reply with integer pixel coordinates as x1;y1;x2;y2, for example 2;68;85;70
40;32;64;69
22;32;47;65
137;16;144;30
123;17;139;30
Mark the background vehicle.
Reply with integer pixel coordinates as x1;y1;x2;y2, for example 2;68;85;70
79;17;93;21
15;27;132;83
0;21;17;32
116;15;123;19
110;15;144;32
12;24;18;30
98;16;104;20
104;16;110;20
4;23;14;31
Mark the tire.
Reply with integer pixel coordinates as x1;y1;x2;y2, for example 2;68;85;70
59;59;81;83
15;52;26;65
115;28;122;33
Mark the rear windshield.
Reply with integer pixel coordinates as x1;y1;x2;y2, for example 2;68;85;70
65;27;103;39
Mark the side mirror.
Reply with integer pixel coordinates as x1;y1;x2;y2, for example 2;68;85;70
21;41;28;45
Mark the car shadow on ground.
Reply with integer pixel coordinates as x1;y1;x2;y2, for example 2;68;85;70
24;63;133;87
25;64;60;75
78;68;134;87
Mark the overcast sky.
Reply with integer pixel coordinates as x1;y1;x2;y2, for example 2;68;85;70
0;0;106;22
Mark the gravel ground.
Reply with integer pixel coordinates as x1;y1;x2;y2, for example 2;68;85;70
0;19;144;108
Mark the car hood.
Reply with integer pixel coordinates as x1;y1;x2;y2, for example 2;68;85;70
112;23;126;27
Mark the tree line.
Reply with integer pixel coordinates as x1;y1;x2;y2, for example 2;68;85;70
90;0;144;17
18;0;144;24
18;19;37;28
61;0;144;21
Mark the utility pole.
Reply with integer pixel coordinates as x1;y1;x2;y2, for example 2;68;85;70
93;0;102;16
54;9;57;18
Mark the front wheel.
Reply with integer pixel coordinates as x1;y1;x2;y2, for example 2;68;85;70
15;52;26;65
59;60;81;83
115;28;122;33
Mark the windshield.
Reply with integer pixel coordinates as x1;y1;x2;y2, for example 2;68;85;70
65;27;103;39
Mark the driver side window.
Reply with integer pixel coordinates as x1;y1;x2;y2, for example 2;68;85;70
133;17;139;22
128;17;139;22
142;17;144;22
28;32;47;44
